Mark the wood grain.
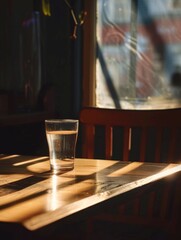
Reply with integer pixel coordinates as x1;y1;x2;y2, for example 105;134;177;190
0;154;180;231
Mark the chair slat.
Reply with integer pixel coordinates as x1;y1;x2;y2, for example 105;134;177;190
83;125;95;158
123;127;130;161
105;126;113;159
160;182;171;219
139;127;148;162
155;127;163;163
167;127;177;162
147;191;156;217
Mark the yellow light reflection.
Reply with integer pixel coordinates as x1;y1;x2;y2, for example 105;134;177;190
149;164;181;181
0;155;19;161
13;156;48;166
108;162;143;177
47;174;59;211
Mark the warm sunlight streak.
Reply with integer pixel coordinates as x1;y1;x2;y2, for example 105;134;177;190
149;164;181;181
0;155;20;161
160;163;179;171
47;174;59;211
14;157;49;166
27;161;50;173
108;162;143;177
74;158;116;175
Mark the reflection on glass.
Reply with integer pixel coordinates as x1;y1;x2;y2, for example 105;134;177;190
97;0;181;109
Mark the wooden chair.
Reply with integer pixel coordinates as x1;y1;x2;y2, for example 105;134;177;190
80;107;181;163
79;107;181;239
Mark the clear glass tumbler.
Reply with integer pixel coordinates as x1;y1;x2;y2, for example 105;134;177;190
45;119;79;173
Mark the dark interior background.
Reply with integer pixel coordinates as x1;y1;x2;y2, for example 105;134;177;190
0;0;83;156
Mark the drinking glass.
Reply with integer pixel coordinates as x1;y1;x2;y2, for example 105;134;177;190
45;119;79;173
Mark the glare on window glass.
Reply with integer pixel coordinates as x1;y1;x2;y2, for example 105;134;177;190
96;0;181;109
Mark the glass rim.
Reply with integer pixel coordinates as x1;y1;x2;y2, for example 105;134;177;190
45;119;79;123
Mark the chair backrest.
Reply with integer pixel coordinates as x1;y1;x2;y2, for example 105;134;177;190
80;107;181;163
80;107;181;236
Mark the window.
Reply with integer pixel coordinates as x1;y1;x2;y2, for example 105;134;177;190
172;0;181;8
83;0;181;109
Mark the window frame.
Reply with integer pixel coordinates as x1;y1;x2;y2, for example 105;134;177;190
82;0;96;107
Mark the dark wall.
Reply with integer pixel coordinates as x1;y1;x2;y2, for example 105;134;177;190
0;0;83;155
0;0;82;117
40;0;73;117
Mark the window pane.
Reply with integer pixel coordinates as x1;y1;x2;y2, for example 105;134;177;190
96;0;181;109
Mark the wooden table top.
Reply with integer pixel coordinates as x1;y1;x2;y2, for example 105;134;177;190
0;154;180;231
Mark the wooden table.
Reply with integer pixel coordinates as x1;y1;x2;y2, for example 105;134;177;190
0;155;180;239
